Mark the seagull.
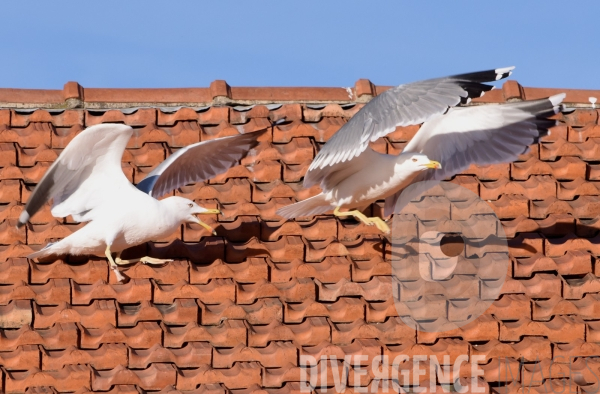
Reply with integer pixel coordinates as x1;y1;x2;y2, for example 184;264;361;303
19;123;264;281
277;67;565;233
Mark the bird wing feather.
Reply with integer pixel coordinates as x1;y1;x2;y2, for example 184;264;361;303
304;67;515;188
384;94;566;215
18;123;134;226
136;130;266;199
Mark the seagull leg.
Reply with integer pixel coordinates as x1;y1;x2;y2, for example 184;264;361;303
138;256;174;265
368;217;391;234
333;206;391;234
115;252;172;265
105;245;126;282
115;252;135;265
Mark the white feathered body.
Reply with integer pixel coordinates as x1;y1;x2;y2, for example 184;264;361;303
31;190;184;258
277;149;425;218
277;90;565;219
324;149;423;207
22;123;263;261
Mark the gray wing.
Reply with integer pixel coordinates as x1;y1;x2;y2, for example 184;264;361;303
17;124;134;227
137;130;266;199
304;66;515;188
384;94;566;216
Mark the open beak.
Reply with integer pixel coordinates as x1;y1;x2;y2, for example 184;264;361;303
422;160;442;169
200;209;221;215
193;209;221;235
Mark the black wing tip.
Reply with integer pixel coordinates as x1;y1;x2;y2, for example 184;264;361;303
494;66;515;81
451;66;515;84
450;66;515;104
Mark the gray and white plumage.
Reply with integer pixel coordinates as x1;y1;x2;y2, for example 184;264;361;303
20;123;264;262
277;67;566;230
136;131;266;199
304;67;515;188
385;93;564;215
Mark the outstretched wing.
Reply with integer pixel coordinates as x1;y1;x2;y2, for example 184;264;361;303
17;123;134;227
304;67;515;188
384;94;566;216
137;130;266;199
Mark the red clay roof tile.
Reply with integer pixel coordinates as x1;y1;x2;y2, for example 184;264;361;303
237;278;315;304
331;317;414;346
71;279;151;305
189;258;267;284
80;322;162;349
545;233;600;257
270;257;351;284
285;297;365;323
0;322;78;351
30;259;107;284
0;179;21;204
500;315;585;342
0;123;53;147
0;279;70;306
0;258;29;285
530;195;600;219
248;317;329;347
129;342;211;369
0;345;39;371
27;221;82;245
154;278;235;304
176;362;262;391
6;365;91;393
512;156;586;180
213;341;297;368
199;298;282;326
122;260;189;284
2;82;600;391
163;320;247;348
34;300;116;329
570;123;600;142
0;300;32;329
416;315;498;344
92;363;176;391
42;343;126;370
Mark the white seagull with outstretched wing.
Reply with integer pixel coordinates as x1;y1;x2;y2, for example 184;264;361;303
277;67;565;233
19;124;264;281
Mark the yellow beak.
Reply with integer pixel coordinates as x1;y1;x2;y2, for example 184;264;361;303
197;220;217;236
200;208;221;215
194;209;221;235
423;160;442;169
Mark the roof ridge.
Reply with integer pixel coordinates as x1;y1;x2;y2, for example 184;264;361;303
0;80;598;109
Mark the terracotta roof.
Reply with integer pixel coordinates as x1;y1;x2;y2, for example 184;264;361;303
1;79;600;392
1;79;599;108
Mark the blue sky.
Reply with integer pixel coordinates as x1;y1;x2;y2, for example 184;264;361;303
1;1;597;90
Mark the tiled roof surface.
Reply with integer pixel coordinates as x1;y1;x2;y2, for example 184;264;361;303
0;79;599;393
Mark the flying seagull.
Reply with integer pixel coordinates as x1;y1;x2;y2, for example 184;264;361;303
277;67;565;233
19;123;264;281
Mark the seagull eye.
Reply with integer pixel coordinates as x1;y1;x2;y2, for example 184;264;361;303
188;203;193;208
412;158;418;162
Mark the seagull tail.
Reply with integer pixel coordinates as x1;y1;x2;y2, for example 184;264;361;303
27;241;66;260
276;194;333;219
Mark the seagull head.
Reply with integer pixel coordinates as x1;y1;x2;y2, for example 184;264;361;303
408;154;442;171
165;196;221;235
